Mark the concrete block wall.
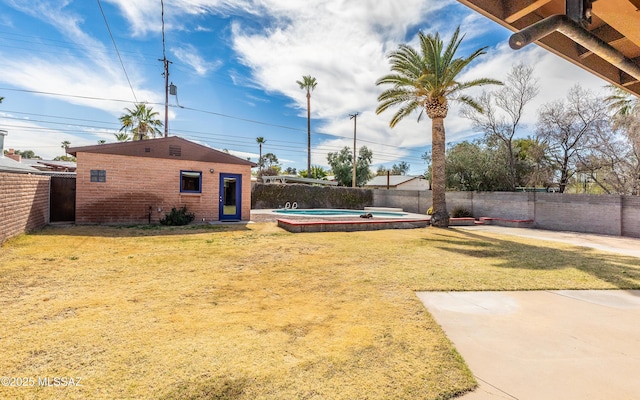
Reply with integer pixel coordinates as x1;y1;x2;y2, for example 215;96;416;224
447;192;474;214
621;196;640;238
370;189;639;238
372;189;432;214
472;192;535;220
534;193;622;235
75;153;252;224
0;172;50;244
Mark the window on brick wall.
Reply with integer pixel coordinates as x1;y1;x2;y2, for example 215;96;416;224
90;170;106;182
180;170;202;193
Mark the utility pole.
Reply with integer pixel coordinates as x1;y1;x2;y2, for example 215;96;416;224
159;0;170;138
160;57;172;137
349;113;359;187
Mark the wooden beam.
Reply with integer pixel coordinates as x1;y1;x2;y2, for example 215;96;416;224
505;0;553;23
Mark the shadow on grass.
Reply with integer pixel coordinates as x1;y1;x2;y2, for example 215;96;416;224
158;375;249;400
32;222;251;238
426;229;640;290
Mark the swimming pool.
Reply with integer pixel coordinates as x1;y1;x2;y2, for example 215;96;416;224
273;209;407;217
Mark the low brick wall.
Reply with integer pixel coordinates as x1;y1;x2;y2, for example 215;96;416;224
0;172;50;244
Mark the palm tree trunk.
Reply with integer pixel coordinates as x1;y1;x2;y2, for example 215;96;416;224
430;117;449;227
306;92;311;175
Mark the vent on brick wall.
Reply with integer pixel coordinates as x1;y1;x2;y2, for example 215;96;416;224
145;147;151;153
169;145;181;157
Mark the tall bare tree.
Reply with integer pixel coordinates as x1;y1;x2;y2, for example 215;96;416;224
462;64;539;191
536;85;608;193
578;86;640;195
376;27;501;227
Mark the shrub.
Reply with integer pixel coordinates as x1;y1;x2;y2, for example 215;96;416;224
451;206;473;218
160;206;195;226
251;183;373;209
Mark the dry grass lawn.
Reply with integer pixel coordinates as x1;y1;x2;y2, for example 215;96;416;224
1;223;640;400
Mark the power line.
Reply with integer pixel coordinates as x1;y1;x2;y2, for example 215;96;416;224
96;0;138;103
0;88;429;158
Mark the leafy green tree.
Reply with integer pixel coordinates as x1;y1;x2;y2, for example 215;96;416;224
376;27;501;227
513;137;554;189
119;103;163;140
5;149;40;159
391;161;410;175
53;155;76;161
283;166;297;175
444;140;508;191
327;146;373;187
376;161;410;176
297;75;318;175
258;152;281;177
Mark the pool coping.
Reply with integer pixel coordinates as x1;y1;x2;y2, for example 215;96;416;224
276;217;430;233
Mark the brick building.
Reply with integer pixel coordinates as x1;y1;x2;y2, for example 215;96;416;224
68;137;256;224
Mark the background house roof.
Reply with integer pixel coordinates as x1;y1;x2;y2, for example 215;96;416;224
0;156;41;174
457;0;640;97
365;175;420;187
22;159;77;172
68;136;257;167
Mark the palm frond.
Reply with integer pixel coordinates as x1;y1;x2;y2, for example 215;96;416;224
376;26;499;128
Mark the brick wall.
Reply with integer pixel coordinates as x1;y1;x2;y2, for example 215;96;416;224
75;152;252;224
0;172;50;244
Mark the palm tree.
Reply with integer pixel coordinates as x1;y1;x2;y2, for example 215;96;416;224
119;103;163;140
301;165;328;179
256;136;266;172
605;86;639;119
61;140;71;156
297;75;318;175
114;132;130;142
376;27;501;227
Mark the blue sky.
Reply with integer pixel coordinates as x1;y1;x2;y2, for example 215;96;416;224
0;0;607;175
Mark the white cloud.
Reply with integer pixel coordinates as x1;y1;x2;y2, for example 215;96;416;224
0;113;99;159
1;0;619;168
229;0;455;165
171;44;222;76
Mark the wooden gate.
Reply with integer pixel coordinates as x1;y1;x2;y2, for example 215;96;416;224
50;176;76;222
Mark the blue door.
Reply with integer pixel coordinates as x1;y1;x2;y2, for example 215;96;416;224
219;173;242;221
